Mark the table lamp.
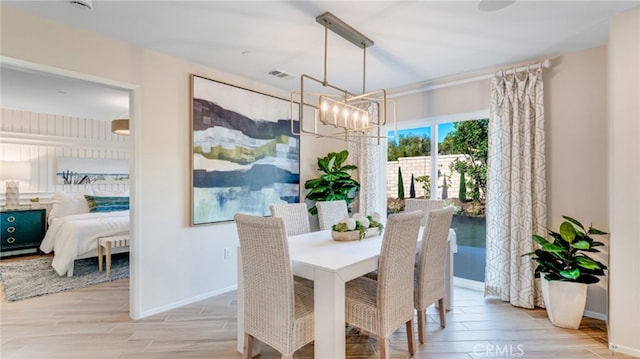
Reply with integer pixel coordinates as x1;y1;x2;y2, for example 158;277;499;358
1;161;31;209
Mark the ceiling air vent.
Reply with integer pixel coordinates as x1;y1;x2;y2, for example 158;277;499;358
268;70;294;80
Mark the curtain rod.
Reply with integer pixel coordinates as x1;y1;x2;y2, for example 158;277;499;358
389;58;552;98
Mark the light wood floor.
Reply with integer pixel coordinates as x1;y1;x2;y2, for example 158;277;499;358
0;277;632;359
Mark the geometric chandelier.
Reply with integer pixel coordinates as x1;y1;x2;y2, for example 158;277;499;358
291;12;396;145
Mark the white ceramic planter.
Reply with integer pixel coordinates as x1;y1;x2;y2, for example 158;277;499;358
541;276;588;329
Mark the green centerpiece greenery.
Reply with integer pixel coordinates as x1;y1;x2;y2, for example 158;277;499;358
332;213;384;240
304;150;360;215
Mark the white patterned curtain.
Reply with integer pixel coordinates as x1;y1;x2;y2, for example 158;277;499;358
347;106;382;216
485;68;547;309
347;136;381;215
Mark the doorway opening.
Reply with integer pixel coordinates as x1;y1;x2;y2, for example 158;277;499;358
0;58;138;318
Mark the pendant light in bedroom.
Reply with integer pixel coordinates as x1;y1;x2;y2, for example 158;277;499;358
111;119;129;136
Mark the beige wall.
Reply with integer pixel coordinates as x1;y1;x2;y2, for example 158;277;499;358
396;79;491;122
545;46;610;317
608;7;640;357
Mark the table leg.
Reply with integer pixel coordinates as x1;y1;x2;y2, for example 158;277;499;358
97;240;103;272
437;233;455;311
445;231;456;311
105;242;112;277
314;268;345;359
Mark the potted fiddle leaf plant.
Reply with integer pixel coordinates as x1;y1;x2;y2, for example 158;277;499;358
523;215;607;329
304;150;360;215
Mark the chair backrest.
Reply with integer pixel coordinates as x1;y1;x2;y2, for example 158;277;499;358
376;210;423;336
404;199;444;226
234;213;296;352
269;203;311;236
415;207;454;310
316;200;348;230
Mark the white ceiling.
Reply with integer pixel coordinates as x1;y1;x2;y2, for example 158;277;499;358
1;0;638;121
1;65;130;121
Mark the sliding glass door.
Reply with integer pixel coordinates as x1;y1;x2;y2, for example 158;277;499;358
387;113;488;284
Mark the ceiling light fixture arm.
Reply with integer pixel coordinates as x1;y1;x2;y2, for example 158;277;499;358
291;12;395;146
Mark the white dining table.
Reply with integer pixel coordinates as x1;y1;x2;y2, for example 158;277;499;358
236;227;456;359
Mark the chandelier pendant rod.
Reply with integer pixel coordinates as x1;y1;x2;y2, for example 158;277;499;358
323;20;329;87
362;44;367;95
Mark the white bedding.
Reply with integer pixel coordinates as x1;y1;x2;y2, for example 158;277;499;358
40;211;130;276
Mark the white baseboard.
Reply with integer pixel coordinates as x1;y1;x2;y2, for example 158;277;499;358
583;310;607;321
453;276;484;291
138;285;237;319
609;343;640;357
451;279;611;323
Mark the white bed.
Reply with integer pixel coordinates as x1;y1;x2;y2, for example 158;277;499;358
38;192;130;276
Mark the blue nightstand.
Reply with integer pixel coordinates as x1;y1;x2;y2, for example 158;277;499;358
1;209;46;257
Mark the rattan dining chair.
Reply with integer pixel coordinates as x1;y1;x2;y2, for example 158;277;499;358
414;207;454;344
316;200;348;230
269;203;314;287
344;210;423;359
234;213;314;359
269;203;311;236
404;199;444;226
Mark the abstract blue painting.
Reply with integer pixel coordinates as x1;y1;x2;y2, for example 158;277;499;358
190;75;300;225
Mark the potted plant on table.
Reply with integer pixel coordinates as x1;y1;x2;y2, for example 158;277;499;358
523;215;607;329
304;150;360;215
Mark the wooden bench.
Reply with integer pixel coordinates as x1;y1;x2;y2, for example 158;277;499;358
97;234;129;277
